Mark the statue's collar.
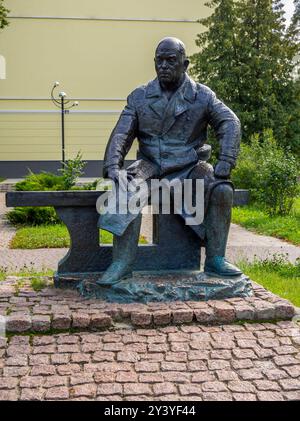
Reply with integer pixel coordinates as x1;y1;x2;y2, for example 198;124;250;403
145;73;197;103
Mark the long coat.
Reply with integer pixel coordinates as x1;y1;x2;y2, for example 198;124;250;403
99;74;241;236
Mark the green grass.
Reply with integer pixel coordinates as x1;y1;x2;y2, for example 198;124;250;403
239;256;300;307
10;224;147;249
0;266;54;292
232;197;300;245
0;177;5;183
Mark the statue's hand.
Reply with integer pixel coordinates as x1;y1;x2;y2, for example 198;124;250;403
106;166;120;183
214;160;232;179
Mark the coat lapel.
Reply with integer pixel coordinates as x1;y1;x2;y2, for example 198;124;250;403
145;74;197;134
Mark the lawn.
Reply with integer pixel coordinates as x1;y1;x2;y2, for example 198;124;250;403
232;197;300;245
0;177;5;183
10;224;147;249
239;256;300;307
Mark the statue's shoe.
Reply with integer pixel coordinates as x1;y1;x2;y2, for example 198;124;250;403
204;256;242;277
96;262;133;287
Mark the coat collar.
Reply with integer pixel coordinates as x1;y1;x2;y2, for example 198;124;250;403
145;74;197;133
145;73;197;103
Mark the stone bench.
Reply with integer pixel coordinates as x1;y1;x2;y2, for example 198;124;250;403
6;189;249;286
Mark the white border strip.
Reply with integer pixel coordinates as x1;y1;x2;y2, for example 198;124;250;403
9;15;198;23
0;97;126;101
0;110;122;114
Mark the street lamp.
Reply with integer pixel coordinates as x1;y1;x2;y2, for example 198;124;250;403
51;81;79;165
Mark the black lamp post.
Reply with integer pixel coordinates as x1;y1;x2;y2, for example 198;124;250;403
51;82;79;165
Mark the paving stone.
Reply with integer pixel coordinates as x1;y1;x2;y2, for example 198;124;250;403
210;301;236;323
202;392;233;401
153;310;171;326
44;376;68;388
178;384;202;396
274;302;295;319
97;383;123;396
227;381;256;393
194;307;215;324
135;362;160;372
6;314;31;332
257;391;284;401
0;390;19;400
131;312;152;327
31;315;51;332
31;364;57;376
139;373;164;383
117;351;140;363
279;378;300;391
172;309;194;324
235;305;255;320
191;372;215;383
0;377;18;389
233;393;257;401
52;314;71;330
71;384;97;398
19;376;44;388
45;386;70;400
253;380;281;391
115;371;138;383
20;388;45;401
90;314;112;329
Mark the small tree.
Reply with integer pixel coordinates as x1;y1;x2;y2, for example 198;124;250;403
190;0;300;155
0;0;9;31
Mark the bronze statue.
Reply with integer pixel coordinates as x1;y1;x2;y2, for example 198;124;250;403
97;37;242;287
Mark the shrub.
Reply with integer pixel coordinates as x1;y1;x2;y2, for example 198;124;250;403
6;207;60;226
15;171;66;192
258;148;299;216
7;152;91;226
58;151;87;189
232;129;299;215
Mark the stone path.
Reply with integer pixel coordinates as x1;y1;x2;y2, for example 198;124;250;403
0;193;299;271
0;321;300;401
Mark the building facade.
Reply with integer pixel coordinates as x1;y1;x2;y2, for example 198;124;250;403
0;0;210;177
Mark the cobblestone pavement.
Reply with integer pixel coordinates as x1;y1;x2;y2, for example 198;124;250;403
0;321;299;401
0;278;295;332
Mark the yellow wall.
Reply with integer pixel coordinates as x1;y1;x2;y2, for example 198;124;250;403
0;0;210;163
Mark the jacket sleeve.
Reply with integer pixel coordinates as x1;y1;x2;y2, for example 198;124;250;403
103;92;138;177
207;90;241;167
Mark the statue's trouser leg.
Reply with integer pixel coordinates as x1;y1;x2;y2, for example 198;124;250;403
96;213;142;286
204;183;242;276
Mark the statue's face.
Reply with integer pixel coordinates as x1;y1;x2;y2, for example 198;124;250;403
155;43;188;86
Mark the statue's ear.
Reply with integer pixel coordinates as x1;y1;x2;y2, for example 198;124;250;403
184;59;190;71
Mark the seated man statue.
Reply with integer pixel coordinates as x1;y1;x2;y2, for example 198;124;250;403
97;37;242;286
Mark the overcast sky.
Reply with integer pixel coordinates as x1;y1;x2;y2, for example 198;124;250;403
283;0;295;24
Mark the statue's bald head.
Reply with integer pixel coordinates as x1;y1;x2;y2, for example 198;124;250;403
154;37;189;87
155;37;187;60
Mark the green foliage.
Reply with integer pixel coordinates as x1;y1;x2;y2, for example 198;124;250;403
258;150;299;216
232;197;300;245
0;0;9;30
58;151;87;190
6;206;60;226
7;152;89;226
232;129;299;215
190;0;300;155
15;171;66;192
239;254;300;306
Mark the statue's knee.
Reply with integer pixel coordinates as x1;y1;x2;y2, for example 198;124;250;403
211;184;233;206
